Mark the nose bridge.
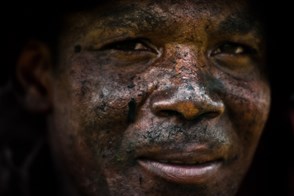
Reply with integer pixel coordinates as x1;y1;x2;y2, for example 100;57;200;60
150;44;224;120
173;44;203;79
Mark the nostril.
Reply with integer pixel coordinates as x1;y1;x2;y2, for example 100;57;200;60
151;100;201;120
153;103;222;121
150;89;224;121
157;110;182;117
197;111;220;120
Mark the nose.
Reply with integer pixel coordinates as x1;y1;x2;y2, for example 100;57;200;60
150;84;224;120
149;44;224;121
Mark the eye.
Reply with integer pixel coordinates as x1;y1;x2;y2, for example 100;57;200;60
100;38;156;53
211;42;256;56
209;41;262;78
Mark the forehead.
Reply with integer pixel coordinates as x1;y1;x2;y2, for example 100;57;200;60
68;0;251;21
62;0;260;39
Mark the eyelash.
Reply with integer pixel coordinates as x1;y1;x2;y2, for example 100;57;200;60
211;42;256;56
100;38;156;53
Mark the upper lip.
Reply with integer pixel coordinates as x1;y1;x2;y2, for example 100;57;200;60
136;144;223;165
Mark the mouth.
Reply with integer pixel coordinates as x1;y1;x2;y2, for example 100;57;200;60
137;150;223;184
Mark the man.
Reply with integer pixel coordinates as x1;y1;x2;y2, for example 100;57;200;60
1;0;291;195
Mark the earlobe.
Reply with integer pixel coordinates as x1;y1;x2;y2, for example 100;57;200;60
16;40;53;113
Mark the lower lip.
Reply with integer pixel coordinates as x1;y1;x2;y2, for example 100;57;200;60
138;159;221;184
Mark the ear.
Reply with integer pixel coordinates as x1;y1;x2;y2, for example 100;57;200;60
16;40;53;113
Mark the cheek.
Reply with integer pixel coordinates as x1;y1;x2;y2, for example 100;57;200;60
53;57;153;161
49;58;154;193
221;77;271;155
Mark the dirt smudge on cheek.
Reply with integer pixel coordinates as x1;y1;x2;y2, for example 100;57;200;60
74;44;82;53
128;98;137;123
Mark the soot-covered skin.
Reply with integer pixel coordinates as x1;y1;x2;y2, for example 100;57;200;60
48;0;270;195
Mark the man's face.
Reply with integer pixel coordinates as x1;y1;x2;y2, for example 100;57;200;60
48;0;270;195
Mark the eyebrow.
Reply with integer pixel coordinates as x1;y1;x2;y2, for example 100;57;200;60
101;6;168;32
217;11;262;35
